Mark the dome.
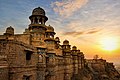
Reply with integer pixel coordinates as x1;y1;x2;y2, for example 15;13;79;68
32;7;45;16
80;52;84;55
55;37;60;41
72;46;77;50
63;40;69;45
6;26;14;30
46;25;54;32
5;26;14;35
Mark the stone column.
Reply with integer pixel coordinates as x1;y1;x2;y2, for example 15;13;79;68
42;18;45;24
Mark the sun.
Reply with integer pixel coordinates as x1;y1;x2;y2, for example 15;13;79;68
100;37;118;51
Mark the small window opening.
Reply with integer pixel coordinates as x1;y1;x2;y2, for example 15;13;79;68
25;51;33;60
23;75;30;80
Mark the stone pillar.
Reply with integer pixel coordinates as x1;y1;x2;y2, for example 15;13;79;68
32;17;35;24
37;17;40;24
42;18;45;24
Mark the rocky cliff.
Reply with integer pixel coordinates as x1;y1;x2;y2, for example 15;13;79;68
72;59;120;80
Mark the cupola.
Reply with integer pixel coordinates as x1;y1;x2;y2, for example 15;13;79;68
4;26;14;35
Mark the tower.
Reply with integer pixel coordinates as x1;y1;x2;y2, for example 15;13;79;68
25;7;48;48
28;7;48;67
44;25;56;80
45;25;56;51
71;46;78;74
26;7;48;80
62;40;71;63
62;40;72;80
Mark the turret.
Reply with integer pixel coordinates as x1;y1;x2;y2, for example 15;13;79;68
71;46;78;74
44;25;56;78
29;7;48;25
45;25;56;51
62;40;71;53
72;46;77;54
4;26;14;35
26;7;48;48
28;7;48;33
45;25;55;40
62;40;72;80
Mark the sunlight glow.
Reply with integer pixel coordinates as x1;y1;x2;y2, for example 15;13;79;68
100;37;118;51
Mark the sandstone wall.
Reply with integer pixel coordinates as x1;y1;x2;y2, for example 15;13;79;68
0;66;8;80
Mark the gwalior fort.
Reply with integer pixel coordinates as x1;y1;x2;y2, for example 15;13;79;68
0;7;120;80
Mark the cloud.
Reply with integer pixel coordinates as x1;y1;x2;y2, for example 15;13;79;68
86;28;102;34
63;28;102;36
86;30;99;34
51;0;88;17
63;31;84;35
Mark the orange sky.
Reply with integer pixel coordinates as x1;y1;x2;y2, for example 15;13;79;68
58;33;120;65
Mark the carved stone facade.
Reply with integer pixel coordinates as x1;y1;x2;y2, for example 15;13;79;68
0;7;85;80
0;7;120;80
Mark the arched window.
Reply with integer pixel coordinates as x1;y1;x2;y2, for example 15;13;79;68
35;17;38;24
39;54;43;62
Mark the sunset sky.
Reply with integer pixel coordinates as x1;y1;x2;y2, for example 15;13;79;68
0;0;120;64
